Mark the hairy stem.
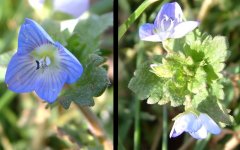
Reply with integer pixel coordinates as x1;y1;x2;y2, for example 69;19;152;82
77;105;113;150
134;96;141;150
162;105;168;150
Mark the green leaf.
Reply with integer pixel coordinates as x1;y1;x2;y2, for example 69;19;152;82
41;19;70;46
66;34;99;64
148;81;165;104
59;54;109;109
203;64;219;82
210;82;224;100
197;96;233;125
184;44;205;63
67;13;113;64
192;88;208;108
128;61;163;101
204;36;229;64
58;13;112;109
187;67;207;94
150;63;173;78
74;13;113;40
165;81;187;106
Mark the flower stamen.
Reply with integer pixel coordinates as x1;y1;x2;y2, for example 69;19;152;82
36;56;51;70
160;15;175;32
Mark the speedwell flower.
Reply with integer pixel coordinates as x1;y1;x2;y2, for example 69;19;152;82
170;112;221;139
5;18;83;103
139;2;199;42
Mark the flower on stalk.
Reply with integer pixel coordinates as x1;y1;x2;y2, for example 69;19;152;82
139;2;199;42
5;18;83;103
170;112;221;139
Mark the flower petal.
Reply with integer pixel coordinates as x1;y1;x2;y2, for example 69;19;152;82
175;113;198;132
18;18;54;55
199;113;221;134
139;23;156;41
139;23;165;42
170;122;185;138
183;116;202;133
53;0;89;18
35;68;67;103
5;53;38;92
189;125;208;139
154;2;183;28
56;42;83;84
170;21;199;38
170;113;198;138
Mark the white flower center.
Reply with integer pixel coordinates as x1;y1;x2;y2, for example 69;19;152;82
31;44;60;71
36;56;51;70
160;15;175;32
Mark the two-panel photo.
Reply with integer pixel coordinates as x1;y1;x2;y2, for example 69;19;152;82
0;0;239;150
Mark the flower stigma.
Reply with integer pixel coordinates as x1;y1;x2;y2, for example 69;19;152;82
31;44;60;71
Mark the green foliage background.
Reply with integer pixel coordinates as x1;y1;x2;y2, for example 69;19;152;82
119;0;240;149
0;0;113;149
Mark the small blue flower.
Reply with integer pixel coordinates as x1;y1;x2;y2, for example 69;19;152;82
5;18;83;103
139;2;199;42
170;112;221;139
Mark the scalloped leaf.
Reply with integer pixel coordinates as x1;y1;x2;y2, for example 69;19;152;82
197;97;233;125
128;61;163;101
59;54;109;109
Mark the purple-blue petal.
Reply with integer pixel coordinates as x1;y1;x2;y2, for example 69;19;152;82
139;23;163;42
199;113;221;135
189;125;208;139
5;53;38;92
139;23;155;39
55;42;83;84
154;2;183;28
53;0;89;18
170;21;199;39
170;113;198;138
35;68;67;103
18;18;54;55
169;123;185;138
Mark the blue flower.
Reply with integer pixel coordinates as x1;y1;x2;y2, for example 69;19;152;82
170;112;221;139
139;2;199;42
5;18;83;103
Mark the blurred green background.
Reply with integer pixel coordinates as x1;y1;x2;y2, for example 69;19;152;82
0;0;113;150
118;0;240;149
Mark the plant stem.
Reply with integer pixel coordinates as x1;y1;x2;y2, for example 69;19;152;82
134;96;140;150
76;105;113;150
162;105;168;150
197;0;217;21
134;43;144;150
